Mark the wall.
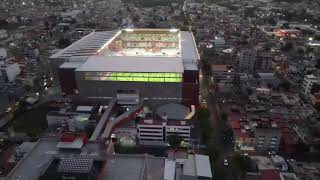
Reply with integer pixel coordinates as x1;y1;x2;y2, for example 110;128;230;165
58;68;77;94
75;71;182;99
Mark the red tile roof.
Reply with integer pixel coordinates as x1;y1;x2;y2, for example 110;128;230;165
260;170;281;180
230;121;241;129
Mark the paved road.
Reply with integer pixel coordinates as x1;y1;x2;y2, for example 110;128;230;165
199;66;235;180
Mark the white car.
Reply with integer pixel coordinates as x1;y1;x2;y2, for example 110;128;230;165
224;159;229;166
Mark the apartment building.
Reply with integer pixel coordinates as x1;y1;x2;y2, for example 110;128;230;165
211;64;234;83
302;74;319;96
239;49;257;73
137;119;190;146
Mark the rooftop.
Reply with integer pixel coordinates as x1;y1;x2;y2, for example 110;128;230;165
102;154;164;180
51;29;199;72
6;139;105;180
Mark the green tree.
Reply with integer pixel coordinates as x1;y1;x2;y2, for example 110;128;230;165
167;133;183;147
206;145;220;162
315;59;320;69
231;153;251;180
196;108;210;119
196;108;212;143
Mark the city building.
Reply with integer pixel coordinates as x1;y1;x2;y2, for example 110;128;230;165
137;103;192;146
5;134;212;180
137;119;191;146
211;64;234;83
0;47;7;59
239;49;256;73
51;29;199;107
254;121;281;152
302;74;319;96
165;154;212;180
256;73;280;88
256;52;273;72
0;63;21;83
0;29;8;40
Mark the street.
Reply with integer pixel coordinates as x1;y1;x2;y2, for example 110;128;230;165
199;65;235;179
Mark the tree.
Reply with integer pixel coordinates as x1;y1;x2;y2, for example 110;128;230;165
58;37;71;48
44;21;49;30
146;21;157;28
167;133;183;147
206;145;220;162
196;108;210;119
278;81;291;91
315;59;320;69
231;153;251;180
282;23;290;29
84;125;95;137
281;42;293;51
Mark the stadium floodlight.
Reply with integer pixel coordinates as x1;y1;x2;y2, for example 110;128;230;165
125;28;134;32
169;29;178;33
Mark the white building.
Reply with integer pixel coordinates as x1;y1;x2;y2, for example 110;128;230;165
137;119;190;146
165;154;212;180
0;29;8;40
47;110;90;131
239;49;257;73
0;63;21;82
213;36;226;49
302;74;319;95
0;47;7;58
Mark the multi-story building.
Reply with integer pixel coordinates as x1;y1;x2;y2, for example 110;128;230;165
255;122;281;152
302;74;319;96
51;29;199;107
137;118;191;146
0;47;7;59
256;52;273;72
239;49;256;73
0;63;21;83
211;64;234;83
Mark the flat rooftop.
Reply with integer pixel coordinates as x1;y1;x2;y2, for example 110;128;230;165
103;154;164;180
6;139;105;180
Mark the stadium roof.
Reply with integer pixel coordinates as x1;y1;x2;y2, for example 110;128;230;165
50;31;117;59
51;29;199;72
76;56;184;73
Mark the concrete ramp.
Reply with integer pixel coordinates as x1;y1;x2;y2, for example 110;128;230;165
90;100;116;141
101;101;143;140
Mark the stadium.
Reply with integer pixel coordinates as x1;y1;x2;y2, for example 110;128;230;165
51;29;199;107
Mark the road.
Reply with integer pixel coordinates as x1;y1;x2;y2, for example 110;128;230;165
199;65;235;180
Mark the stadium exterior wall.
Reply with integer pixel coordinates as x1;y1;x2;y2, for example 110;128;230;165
59;68;77;95
75;71;182;100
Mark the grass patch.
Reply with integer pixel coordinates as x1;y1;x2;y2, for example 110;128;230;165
13;109;48;136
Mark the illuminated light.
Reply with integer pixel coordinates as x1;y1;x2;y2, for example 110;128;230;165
125;28;134;32
85;72;182;82
307;42;320;46
169;29;178;33
308;37;313;41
